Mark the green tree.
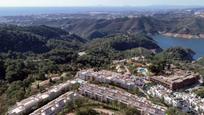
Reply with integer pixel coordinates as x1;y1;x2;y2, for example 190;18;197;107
166;107;188;115
5;81;26;105
0;59;5;79
125;108;141;115
148;60;167;75
76;108;99;115
5;60;27;82
194;87;204;98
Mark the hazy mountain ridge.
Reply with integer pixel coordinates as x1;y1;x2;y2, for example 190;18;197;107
22;15;204;39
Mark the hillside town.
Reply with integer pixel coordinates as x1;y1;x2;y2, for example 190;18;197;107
7;56;204;115
1;1;204;115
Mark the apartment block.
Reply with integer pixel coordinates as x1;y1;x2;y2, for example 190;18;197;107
150;70;200;90
148;85;204;114
79;83;166;115
30;91;77;115
8;80;75;115
77;69;145;89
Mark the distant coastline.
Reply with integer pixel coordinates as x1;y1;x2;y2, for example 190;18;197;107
0;6;203;16
0;7;158;16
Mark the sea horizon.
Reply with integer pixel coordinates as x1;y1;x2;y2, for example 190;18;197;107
0;5;204;16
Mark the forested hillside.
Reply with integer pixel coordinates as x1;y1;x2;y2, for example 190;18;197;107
0;25;86;53
13;15;204;39
84;34;161;52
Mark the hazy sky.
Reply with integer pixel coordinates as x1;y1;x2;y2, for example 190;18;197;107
0;0;204;7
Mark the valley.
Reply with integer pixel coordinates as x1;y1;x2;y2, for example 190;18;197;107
0;6;204;115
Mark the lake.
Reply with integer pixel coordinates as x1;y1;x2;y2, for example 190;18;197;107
153;35;204;59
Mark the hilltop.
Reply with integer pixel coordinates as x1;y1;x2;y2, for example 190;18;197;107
0;25;86;53
4;14;204;39
84;34;161;52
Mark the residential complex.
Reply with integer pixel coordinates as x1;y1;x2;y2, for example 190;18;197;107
79;83;166;115
148;85;204;114
8;80;76;115
150;69;200;90
30;91;77;115
76;69;145;89
7;68;203;115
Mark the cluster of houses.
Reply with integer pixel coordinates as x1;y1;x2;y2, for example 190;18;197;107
30;91;77;115
79;83;166;115
7;65;202;115
147;85;204;114
76;69;145;89
8;80;78;115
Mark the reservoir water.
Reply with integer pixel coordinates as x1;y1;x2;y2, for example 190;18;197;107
153;35;204;59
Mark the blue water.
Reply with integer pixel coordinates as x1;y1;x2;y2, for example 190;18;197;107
0;7;92;16
153;35;204;59
0;7;194;16
0;7;145;16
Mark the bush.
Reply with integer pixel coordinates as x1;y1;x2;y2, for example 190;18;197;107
194;87;204;98
124;108;141;115
76;108;99;115
166;107;188;115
